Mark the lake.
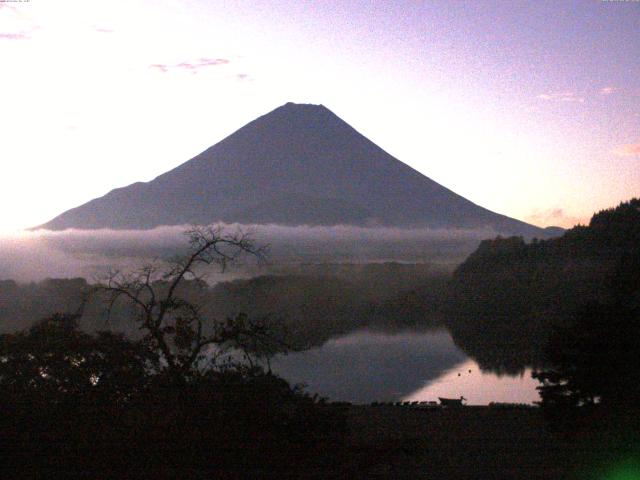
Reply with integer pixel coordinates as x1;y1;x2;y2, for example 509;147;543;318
271;329;541;405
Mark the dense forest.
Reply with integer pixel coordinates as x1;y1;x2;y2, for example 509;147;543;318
446;198;640;373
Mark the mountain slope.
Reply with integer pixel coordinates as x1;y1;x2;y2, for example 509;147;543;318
38;102;549;236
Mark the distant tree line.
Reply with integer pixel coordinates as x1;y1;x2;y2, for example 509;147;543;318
0;263;449;347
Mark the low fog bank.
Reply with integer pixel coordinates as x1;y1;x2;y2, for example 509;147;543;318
1;223;496;283
0;232;158;284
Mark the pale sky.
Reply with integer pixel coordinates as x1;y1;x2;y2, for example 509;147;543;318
1;0;639;232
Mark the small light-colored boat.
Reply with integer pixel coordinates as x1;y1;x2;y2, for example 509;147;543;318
438;396;467;407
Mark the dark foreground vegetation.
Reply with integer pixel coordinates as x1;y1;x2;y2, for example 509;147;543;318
0;227;352;477
0;320;348;478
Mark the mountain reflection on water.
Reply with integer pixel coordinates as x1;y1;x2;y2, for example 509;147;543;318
271;329;540;405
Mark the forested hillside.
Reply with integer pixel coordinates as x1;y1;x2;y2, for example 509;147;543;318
446;198;640;372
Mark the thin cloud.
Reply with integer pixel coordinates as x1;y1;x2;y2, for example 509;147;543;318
235;73;251;81
536;92;584;103
613;141;640;158
149;58;230;74
198;58;229;67
94;26;115;34
149;64;169;73
0;32;30;40
600;86;616;95
525;208;585;228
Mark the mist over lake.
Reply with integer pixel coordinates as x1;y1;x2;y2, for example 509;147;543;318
0;224;496;282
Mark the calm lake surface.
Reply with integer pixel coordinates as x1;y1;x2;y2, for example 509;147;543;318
271;329;540;405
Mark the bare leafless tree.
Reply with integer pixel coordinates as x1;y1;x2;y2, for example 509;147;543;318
98;226;277;382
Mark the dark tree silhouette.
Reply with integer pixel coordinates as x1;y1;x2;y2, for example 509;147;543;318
0;227;349;477
0;313;348;477
533;250;640;410
98;226;287;382
0;313;154;404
